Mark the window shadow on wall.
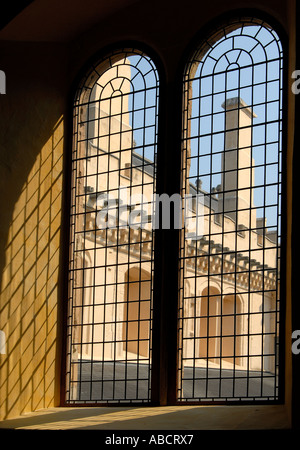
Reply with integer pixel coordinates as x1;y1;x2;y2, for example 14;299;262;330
0;116;64;420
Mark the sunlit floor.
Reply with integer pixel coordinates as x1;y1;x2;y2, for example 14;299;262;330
0;405;290;430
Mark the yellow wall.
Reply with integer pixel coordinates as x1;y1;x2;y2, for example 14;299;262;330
0;116;64;419
0;42;66;419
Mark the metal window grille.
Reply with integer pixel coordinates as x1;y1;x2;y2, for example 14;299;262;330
178;19;284;402
65;49;159;404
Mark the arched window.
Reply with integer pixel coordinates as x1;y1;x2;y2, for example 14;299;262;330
65;49;159;404
64;17;286;407
178;18;284;402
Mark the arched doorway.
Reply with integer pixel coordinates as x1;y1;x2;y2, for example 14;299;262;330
199;286;221;363
123;267;151;359
221;294;242;366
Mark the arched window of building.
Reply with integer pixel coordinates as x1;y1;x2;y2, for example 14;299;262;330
64;17;286;407
198;286;221;363
123;266;152;360
65;48;159;404
178;18;284;402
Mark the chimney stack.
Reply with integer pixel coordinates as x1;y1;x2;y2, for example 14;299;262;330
219;97;257;229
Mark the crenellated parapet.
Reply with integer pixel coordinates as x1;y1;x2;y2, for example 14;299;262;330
82;215;278;292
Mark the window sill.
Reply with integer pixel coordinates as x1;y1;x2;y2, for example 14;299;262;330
0;404;290;430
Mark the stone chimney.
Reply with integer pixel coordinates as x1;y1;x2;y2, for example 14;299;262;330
219;97;257;229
